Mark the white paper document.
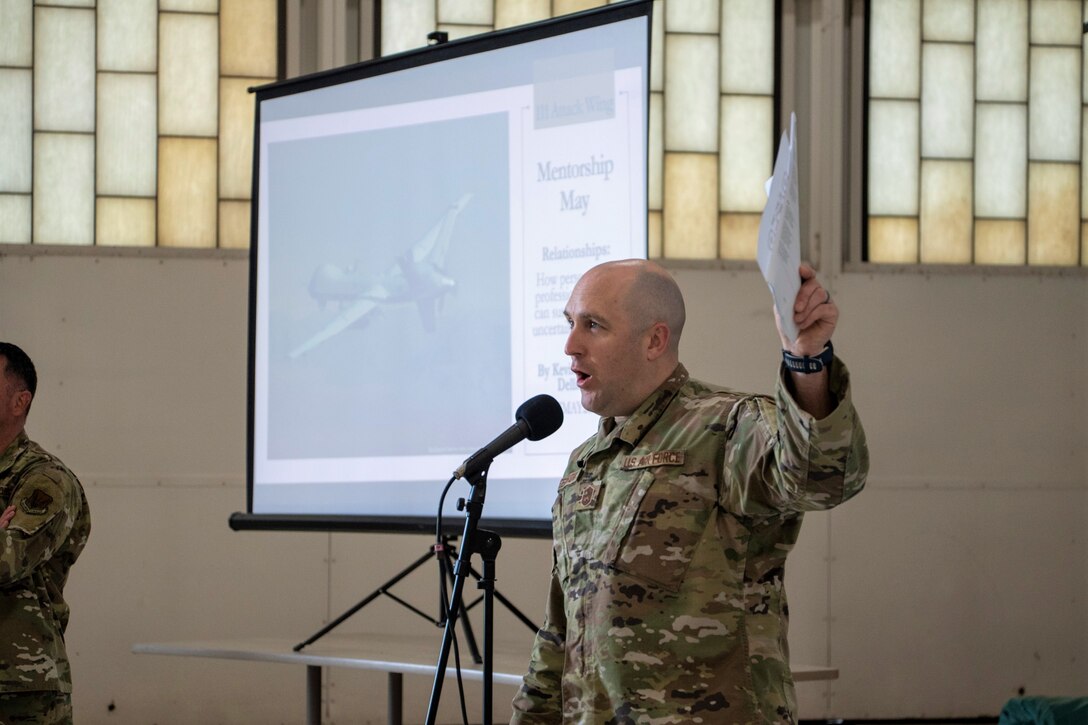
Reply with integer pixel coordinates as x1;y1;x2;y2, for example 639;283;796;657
757;111;801;343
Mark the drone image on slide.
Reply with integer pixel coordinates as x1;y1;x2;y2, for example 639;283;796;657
288;193;473;358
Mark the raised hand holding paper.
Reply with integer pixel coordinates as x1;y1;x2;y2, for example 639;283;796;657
757;112;801;343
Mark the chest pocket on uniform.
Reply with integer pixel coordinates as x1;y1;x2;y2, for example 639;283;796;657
608;470;712;592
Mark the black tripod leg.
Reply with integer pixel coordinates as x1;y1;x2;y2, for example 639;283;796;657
294;548;436;651
491;587;539;633
464;562;540;633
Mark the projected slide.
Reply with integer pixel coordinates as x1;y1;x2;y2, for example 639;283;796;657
248;6;650;527
266;114;511;460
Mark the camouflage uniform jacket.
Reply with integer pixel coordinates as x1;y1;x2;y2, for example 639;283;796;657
511;360;868;724
0;432;91;693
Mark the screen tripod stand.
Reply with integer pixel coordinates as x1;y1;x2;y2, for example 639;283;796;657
293;533;537;658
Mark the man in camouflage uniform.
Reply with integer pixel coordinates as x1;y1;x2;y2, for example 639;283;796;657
0;343;91;724
511;260;867;724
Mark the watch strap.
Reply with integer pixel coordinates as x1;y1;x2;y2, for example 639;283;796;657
782;341;834;374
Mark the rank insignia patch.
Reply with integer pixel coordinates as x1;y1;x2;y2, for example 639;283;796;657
574;481;601;510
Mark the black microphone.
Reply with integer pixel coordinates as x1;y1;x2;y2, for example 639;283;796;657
453;394;564;480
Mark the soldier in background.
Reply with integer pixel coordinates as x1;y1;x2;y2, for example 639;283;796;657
0;343;91;724
511;260;868;723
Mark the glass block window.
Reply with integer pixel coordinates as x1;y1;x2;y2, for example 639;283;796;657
0;0;277;248
381;0;778;261
866;0;1087;266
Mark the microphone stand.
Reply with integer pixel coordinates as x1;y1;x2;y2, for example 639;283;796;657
424;465;501;725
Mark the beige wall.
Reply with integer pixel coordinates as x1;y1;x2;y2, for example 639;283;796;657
2;1;1086;722
0;252;1085;722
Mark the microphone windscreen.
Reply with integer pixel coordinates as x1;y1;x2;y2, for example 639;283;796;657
516;394;564;441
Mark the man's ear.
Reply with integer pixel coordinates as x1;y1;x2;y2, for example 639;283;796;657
645;321;671;361
13;390;31;417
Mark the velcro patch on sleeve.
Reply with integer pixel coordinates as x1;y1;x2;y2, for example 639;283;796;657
20;488;54;516
9;476;65;536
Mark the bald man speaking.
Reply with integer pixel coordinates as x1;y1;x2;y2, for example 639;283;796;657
511;260;868;724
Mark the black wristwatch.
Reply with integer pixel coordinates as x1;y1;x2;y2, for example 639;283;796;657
782;341;833;374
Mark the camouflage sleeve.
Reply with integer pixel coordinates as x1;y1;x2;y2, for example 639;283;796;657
0;468;80;585
510;569;566;724
720;356;868;516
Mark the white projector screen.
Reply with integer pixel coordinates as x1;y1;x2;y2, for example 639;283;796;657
235;1;651;536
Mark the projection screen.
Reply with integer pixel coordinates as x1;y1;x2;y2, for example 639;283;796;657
233;0;652;536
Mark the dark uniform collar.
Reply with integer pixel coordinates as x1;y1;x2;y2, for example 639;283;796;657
596;363;689;450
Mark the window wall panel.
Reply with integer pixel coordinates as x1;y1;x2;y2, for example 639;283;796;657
34;7;95;133
721;0;773;94
438;0;492;25
7;0;278;249
977;0;1028;102
869;0;1088;267
160;12;219;137
160;0;217;11
0;195;31;245
97;72;157;197
158;137;218;248
1030;0;1082;45
974;220;1026;265
869;100;920;216
1083;223;1088;267
98;0;157;72
720;95;773;213
1029;47;1080;162
1083;109;1088;222
663;153;717;259
0;69;32;193
5;0;765;256
666;0;718;33
650;0;664;92
649;92;663;209
553;0;605;17
1027;162;1079;265
975;103;1027;218
33;133;94;246
219;200;250;249
221;0;277;77
922;0;973;42
664;34;719;153
921;42;974;158
868;217;919;263
648;210;662;258
919;160;972;263
96;197;155;247
437;24;491;41
869;0;920;99
381;0;435;54
0;0;32;67
1084;5;1088;102
494;0;549;30
719;213;760;260
220;77;266;199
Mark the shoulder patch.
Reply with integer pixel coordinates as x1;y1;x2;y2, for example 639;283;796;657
20;488;55;516
8;475;67;535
